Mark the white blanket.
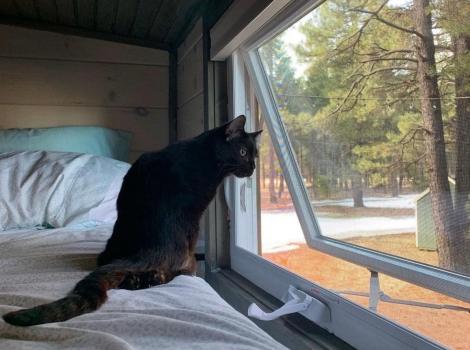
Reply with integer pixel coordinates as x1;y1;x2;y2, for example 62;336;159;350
0;226;286;350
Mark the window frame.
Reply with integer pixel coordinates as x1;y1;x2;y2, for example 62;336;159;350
224;0;470;348
228;51;446;350
229;0;470;304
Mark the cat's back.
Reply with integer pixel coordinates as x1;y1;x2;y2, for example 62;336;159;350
124;138;201;191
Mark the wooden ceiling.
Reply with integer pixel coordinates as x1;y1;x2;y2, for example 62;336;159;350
0;0;215;50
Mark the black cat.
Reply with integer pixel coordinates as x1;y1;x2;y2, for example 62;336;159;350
3;115;261;326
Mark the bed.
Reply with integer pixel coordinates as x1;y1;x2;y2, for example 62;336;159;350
0;148;286;350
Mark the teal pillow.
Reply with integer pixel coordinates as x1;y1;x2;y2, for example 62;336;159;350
0;126;132;161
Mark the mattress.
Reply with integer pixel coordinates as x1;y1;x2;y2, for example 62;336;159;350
0;225;286;350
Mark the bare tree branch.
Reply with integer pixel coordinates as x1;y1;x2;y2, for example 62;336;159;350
335;0;389;55
349;66;416;80
360;57;418;63
350;8;425;39
357;49;414;56
386;153;426;171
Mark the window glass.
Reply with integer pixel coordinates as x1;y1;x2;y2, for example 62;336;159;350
258;0;470;277
257;110;470;350
375;275;470;350
250;0;470;347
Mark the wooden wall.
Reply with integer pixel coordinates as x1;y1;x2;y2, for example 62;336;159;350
177;19;207;256
0;24;169;162
177;19;204;140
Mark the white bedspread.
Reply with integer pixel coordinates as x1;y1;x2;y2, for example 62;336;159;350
0;225;286;350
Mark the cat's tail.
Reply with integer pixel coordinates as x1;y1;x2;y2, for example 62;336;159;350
2;261;134;327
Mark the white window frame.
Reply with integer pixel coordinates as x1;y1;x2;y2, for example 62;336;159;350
224;0;470;349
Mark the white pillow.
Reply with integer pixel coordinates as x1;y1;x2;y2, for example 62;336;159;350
0;151;130;231
51;153;130;228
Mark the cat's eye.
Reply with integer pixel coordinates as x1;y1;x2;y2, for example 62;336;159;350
240;148;247;157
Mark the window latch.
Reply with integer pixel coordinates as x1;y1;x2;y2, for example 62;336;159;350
248;285;330;323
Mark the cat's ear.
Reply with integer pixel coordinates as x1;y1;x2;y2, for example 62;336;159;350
225;115;246;141
250;130;263;139
250;130;263;147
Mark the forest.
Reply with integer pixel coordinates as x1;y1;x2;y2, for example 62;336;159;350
258;0;469;273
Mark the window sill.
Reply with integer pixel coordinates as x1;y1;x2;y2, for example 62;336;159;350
206;268;354;350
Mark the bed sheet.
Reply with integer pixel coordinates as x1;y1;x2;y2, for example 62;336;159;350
0;225;286;350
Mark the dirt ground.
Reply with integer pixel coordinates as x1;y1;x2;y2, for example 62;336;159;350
263;233;470;349
259;185;469;349
345;233;437;265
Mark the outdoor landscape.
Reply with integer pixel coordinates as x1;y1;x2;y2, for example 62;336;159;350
259;177;470;350
253;0;470;348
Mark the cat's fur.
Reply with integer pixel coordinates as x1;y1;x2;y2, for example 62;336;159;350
3;115;261;326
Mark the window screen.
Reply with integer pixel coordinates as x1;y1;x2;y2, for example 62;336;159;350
240;0;470;348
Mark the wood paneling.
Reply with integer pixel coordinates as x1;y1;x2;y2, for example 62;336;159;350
177;18;203;61
0;25;170;160
96;0;118;32
76;0;95;29
177;93;204;140
177;62;204;108
55;0;76;26
147;0;180;42
13;0;37;20
175;19;206;241
165;0;204;44
0;0;209;48
0;24;169;65
0;0;18;16
113;0;139;36
177;38;204;108
131;0;163;38
177;20;204;141
169;50;177;143
34;0;57;23
0;57;168;108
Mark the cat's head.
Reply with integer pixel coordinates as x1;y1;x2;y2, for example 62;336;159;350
217;115;262;178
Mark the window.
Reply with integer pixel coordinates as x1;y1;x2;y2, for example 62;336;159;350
226;0;470;349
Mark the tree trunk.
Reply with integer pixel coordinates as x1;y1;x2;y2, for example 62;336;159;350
352;173;364;207
452;23;470;271
390;171;399;197
262;162;266;189
413;0;467;272
454;34;470;210
278;174;285;199
269;143;277;203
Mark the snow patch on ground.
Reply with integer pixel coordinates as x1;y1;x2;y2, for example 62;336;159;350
312;194;417;209
262;195;417;253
